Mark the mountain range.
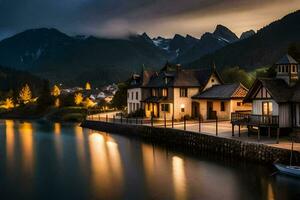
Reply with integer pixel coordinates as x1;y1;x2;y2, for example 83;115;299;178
188;10;300;70
0;10;299;86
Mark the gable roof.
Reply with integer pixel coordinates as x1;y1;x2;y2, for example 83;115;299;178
276;54;298;65
145;67;223;88
244;78;294;103
192;83;248;100
128;70;155;88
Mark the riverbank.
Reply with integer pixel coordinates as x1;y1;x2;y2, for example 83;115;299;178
0;106;87;122
81;120;300;165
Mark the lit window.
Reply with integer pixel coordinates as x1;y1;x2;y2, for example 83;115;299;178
180;104;185;112
293;65;296;72
180;88;188;97
162;88;168;97
262;101;272;115
151;89;158;97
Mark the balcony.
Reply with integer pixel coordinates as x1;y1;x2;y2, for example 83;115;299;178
231;112;279;127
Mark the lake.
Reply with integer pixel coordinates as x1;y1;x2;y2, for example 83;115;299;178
0;120;299;200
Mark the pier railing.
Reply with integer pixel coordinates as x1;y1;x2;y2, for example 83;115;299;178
231;112;279;127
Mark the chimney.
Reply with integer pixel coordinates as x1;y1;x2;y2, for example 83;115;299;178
176;64;181;72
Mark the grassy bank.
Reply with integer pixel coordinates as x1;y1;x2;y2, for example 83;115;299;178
0;106;88;122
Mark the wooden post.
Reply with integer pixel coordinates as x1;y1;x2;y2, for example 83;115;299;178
172;115;174;128
98;115;100;121
151;115;153;127
238;125;241;137
199;116;201;133
276;128;280;144
141;118;143;125
113;115;115;123
216;116;218;136
268;127;271;138
120;113;123;124
164;113;166;128
106;114;108;122
232;124;234;137
258;128;260;142
184;116;186;131
126;117;129;124
136;117;138;124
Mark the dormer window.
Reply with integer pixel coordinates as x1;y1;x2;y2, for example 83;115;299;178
151;88;158;97
293;65;296;72
162;88;168;97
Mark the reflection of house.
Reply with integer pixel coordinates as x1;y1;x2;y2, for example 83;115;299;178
127;63;250;120
192;83;251;120
232;54;300;135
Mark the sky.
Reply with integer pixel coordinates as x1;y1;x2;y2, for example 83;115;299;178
0;0;300;40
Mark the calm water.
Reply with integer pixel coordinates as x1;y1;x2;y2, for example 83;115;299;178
0;120;299;200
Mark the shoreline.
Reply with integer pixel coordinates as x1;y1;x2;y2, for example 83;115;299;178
81;120;300;165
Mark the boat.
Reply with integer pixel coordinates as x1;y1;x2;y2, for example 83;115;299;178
274;163;300;177
274;137;300;178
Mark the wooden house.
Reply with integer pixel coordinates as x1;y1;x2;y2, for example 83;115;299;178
231;54;300;138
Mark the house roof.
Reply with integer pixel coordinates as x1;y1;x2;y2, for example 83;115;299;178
244;78;294;103
141;96;170;103
276;54;298;65
128;70;155;88
144;68;223;88
192;83;248;100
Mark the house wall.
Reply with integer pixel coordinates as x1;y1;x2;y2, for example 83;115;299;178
279;103;291;128
230;100;252;113
159;102;174;119
127;88;142;114
252;100;279;115
173;88;199;119
194;99;251;121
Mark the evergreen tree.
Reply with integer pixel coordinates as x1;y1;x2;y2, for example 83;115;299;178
37;80;53;109
19;84;32;104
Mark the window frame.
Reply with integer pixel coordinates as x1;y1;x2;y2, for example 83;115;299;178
179;88;188;97
221;101;225;112
161;104;170;112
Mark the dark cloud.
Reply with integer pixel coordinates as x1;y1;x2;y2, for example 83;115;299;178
0;0;299;39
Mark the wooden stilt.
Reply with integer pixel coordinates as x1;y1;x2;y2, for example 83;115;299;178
268;127;271;138
232;124;234;137
199;116;201;133
277;128;280;144
238;125;241;137
184;116;186;131
164;113;166;128
172;115;174;128
216;116;218;136
258;128;260;142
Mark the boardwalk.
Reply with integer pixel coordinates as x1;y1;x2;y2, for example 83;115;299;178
87;112;300;152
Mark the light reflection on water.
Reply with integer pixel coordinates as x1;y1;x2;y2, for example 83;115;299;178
0;120;299;200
